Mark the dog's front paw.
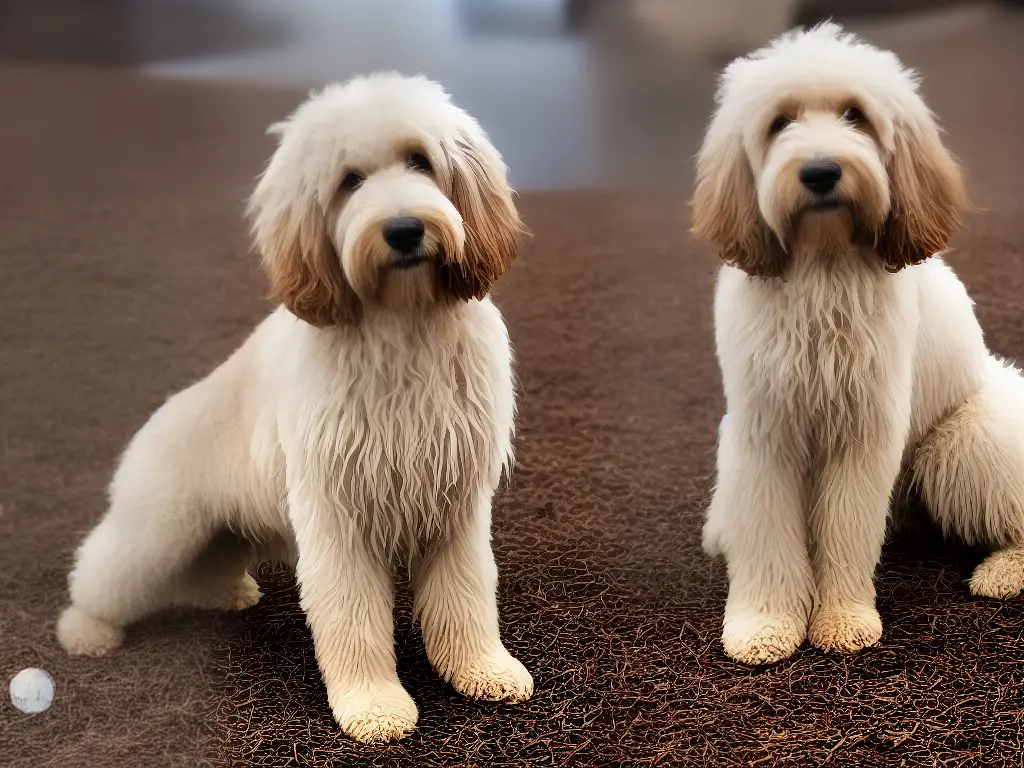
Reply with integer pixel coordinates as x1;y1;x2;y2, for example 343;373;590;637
330;682;418;744
969;548;1024;599
721;609;806;666
448;650;534;703
808;603;882;654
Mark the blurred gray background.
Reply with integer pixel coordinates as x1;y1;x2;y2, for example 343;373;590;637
0;0;1009;188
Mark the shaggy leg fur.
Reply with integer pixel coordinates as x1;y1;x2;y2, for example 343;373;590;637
289;486;417;744
913;359;1024;600
705;422;814;665
414;494;533;703
807;439;903;654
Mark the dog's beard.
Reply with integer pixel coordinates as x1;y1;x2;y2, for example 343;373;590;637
378;263;436;309
770;189;888;258
790;201;859;253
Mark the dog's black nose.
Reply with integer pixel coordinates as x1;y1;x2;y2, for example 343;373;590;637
382;217;425;253
799;160;842;195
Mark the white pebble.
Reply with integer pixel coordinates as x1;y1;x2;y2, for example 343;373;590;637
9;668;55;714
720;412;731;431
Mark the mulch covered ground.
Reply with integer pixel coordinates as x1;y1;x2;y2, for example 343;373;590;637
2;8;1024;766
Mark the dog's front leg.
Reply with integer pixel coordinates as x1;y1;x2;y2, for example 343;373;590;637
288;486;417;744
413;491;533;703
807;412;907;654
708;418;815;665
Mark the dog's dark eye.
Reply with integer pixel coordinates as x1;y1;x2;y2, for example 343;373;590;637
340;171;364;192
408;152;433;174
842;106;868;127
768;115;792;136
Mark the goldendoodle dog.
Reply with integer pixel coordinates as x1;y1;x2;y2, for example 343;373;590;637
694;24;1024;666
57;73;533;742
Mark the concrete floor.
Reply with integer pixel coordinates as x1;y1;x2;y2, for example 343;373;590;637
0;0;1010;188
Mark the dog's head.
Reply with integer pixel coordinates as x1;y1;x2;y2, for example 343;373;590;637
248;73;525;326
692;23;968;276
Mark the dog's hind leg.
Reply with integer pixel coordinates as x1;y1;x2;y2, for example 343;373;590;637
912;357;1024;599
57;450;221;656
969;547;1024;599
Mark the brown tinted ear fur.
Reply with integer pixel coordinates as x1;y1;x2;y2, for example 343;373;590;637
257;209;360;326
876;117;968;271
691;133;788;277
438;136;525;301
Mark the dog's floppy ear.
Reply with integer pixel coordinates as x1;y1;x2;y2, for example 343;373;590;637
691;128;787;277
249;127;361;327
438;132;525;301
876;114;967;271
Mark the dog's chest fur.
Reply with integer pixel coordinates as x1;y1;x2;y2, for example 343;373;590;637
730;254;913;448
287;308;511;556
